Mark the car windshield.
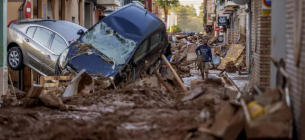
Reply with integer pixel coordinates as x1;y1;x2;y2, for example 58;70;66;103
81;22;137;65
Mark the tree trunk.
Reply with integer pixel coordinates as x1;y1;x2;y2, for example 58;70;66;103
164;7;168;29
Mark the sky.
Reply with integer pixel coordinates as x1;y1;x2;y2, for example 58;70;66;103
179;0;203;16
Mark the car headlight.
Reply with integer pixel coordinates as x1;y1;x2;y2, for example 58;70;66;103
59;48;69;69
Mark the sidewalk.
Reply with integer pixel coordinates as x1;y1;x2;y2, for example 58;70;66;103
224;72;249;93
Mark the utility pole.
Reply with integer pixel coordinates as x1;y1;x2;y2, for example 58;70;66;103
0;0;8;102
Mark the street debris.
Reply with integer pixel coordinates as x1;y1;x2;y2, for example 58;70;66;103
0;31;290;140
217;44;245;70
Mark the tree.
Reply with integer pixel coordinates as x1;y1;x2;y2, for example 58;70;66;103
155;0;179;29
167;25;182;33
175;5;189;30
187;4;197;17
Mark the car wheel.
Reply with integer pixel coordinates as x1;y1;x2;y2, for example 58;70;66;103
8;47;24;70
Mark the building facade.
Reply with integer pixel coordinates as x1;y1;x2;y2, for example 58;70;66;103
6;0;121;28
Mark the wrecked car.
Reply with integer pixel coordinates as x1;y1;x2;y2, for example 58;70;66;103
56;4;171;88
7;18;87;76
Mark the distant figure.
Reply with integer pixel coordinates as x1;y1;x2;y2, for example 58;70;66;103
195;42;213;79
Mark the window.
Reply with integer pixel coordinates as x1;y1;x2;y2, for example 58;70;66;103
26;27;37;38
134;40;149;62
50;35;67;55
72;17;75;23
32;27;53;47
150;32;162;51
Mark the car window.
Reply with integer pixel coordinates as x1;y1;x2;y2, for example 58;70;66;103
134;39;149;62
50;35;67;55
32;27;53;47
150;32;162;51
26;27;37;38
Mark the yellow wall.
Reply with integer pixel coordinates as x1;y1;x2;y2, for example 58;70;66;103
7;0;34;24
7;0;102;27
51;0;59;20
64;0;80;24
38;0;47;19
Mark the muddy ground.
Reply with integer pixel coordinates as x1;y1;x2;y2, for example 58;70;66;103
0;71;238;140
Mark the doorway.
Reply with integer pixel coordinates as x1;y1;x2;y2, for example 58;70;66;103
84;2;92;29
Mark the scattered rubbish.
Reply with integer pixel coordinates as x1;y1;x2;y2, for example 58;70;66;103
22;84;43;108
218;44;245;70
241;87;293;139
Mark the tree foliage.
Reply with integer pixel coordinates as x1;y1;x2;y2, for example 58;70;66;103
167;25;182;33
171;4;204;32
155;0;179;28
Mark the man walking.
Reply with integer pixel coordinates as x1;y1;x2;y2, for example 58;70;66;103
195;42;213;79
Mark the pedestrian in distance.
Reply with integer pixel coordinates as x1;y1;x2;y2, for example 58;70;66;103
195;42;213;79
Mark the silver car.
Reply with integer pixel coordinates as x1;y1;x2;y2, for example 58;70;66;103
7;18;87;76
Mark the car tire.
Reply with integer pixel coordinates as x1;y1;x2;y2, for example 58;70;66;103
7;46;25;70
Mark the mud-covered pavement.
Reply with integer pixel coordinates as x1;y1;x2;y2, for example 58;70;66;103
0;70;237;140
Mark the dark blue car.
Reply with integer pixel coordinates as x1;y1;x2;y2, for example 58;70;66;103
56;4;170;88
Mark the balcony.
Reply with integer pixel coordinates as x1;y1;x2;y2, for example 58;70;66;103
232;0;251;5
97;0;120;6
225;0;238;7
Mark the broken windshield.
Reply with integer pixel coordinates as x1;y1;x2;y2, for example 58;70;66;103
81;22;137;65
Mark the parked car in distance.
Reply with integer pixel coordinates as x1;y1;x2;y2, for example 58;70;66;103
56;4;171;88
7;18;87;76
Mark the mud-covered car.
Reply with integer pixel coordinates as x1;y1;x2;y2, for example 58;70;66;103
56;4;171;88
7;19;86;76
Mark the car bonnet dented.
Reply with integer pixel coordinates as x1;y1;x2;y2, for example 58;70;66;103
61;4;165;77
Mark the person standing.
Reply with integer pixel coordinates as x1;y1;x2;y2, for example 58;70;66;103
195;42;213;79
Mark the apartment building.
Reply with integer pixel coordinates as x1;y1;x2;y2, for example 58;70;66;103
7;0;119;28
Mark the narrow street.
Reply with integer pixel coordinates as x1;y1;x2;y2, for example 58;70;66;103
0;0;300;139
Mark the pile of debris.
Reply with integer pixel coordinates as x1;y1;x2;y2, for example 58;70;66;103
179;78;293;140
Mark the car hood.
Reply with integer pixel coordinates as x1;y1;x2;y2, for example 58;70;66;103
65;45;122;77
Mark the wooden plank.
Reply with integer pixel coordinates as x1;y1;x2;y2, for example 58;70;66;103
30;69;34;85
42;90;57;94
217;44;245;70
58;76;73;80
161;54;187;93
43;76;58;81
59;82;71;86
154;72;175;94
43;83;57;88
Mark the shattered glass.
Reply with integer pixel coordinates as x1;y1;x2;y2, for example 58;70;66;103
81;22;137;65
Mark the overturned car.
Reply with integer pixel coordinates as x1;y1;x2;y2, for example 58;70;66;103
56;4;170;88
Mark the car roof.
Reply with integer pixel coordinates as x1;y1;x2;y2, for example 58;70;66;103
101;4;165;43
15;19;87;42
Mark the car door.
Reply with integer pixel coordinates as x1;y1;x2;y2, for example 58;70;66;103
42;34;68;76
145;31;164;68
131;39;150;81
23;26;53;75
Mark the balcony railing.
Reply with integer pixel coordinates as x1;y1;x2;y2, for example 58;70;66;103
97;0;120;6
225;0;238;7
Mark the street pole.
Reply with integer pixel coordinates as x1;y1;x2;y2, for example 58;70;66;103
0;0;8;102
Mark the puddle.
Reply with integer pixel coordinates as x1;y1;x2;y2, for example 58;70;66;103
119;122;157;130
46;112;101;120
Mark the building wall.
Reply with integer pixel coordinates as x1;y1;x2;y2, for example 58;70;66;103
250;0;271;90
7;0;34;24
63;0;80;24
7;0;98;27
38;0;47;19
285;0;305;139
270;0;286;88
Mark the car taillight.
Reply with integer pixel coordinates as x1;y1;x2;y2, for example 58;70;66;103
7;19;17;27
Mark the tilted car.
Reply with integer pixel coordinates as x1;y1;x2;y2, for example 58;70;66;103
7;19;87;76
56;4;171;88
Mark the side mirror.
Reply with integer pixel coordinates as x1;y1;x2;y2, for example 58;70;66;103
132;61;137;67
77;29;84;35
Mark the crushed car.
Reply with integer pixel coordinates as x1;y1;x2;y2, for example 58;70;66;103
56;4;171;88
